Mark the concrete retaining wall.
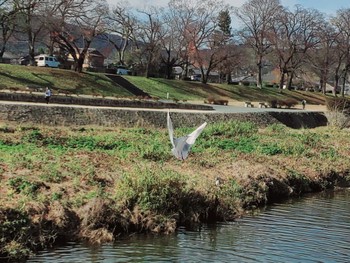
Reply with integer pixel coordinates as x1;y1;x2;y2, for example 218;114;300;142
0;92;212;111
0;103;328;129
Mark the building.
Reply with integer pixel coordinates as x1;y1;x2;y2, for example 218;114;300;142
67;48;105;69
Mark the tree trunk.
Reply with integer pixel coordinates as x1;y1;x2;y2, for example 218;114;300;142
341;69;348;97
257;56;263;88
333;60;343;96
28;41;36;66
287;71;294;90
278;71;285;91
319;76;323;94
166;53;172;79
200;67;207;84
181;60;189;80
145;54;152;78
76;56;85;73
0;46;5;62
334;74;339;95
226;72;232;84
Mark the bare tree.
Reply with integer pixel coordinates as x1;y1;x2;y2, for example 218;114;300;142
0;0;22;61
308;22;338;94
234;0;282;88
49;0;108;72
216;42;245;84
168;0;227;83
269;5;324;91
14;0;50;65
167;0;194;79
135;7;163;78
332;8;350;97
106;1;137;66
158;10;182;79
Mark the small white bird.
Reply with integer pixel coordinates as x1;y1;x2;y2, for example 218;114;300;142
215;177;224;186
167;110;207;160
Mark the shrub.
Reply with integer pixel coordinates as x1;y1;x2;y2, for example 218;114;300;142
267;99;278;108
286;170;312;195
198;121;258;153
22;129;43;143
7;177;41;197
258;143;283;155
325;111;350;128
265;123;287;133
278;99;298;108
215;179;243;219
0;209;32;261
325;97;350;113
115;167;189;213
202;121;258;138
139;142;170;161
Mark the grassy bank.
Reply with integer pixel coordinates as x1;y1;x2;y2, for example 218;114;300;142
0;64;327;104
0;64;132;97
1;121;350;261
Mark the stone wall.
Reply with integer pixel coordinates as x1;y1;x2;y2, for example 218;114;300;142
0;92;212;111
0;103;328;129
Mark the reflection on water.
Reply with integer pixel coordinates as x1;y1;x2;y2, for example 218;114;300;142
28;189;350;263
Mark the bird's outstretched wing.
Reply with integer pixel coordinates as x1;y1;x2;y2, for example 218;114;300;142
167;110;175;148
186;122;207;145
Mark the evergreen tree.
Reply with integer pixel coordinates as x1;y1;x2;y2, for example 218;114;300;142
218;9;231;36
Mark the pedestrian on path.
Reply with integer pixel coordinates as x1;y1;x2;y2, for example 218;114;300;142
301;99;306;110
45;87;52;104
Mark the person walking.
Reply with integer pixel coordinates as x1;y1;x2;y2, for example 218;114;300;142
45;87;52;104
301;99;306;110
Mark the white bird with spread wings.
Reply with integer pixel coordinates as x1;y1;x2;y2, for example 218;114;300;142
167;111;207;160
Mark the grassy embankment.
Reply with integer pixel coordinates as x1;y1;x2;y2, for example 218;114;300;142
1;120;350;261
0;64;327;104
0;64;347;261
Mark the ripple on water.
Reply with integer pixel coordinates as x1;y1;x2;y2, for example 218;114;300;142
27;190;350;263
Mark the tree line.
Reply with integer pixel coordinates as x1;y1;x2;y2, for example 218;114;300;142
1;0;350;96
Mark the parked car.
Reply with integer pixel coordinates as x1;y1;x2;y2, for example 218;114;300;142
19;55;31;65
35;55;60;68
190;74;201;81
116;66;129;75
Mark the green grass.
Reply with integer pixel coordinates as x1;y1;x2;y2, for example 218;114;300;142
215;83;326;104
0;64;328;104
1;122;350;260
0;64;132;97
124;76;327;104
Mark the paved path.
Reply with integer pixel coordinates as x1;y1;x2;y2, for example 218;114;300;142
209;103;326;113
0;99;327;114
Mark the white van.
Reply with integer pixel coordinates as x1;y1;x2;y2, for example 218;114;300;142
35;55;60;68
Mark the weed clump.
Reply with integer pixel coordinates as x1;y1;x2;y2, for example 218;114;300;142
0;209;32;261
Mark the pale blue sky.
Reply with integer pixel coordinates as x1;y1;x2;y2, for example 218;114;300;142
282;0;349;15
107;0;349;16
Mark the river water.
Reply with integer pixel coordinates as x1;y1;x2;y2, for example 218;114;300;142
28;189;350;263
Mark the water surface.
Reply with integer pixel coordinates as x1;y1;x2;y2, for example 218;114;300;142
28;189;350;262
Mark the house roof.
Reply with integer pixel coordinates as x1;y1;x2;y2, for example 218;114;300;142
3;51;19;59
77;48;105;58
190;68;219;76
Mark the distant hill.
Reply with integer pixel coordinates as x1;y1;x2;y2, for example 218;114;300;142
6;30;127;62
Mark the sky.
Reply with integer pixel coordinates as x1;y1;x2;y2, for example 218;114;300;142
107;0;349;16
